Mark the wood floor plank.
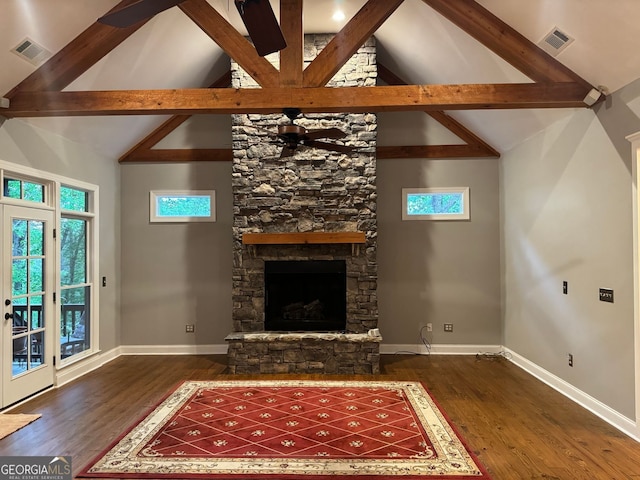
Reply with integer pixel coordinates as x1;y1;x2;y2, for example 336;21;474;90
0;354;639;479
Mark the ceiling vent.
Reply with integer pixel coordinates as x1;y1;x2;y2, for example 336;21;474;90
538;27;574;57
11;37;51;66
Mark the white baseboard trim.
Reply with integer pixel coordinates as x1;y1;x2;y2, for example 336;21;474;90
380;343;503;355
55;344;227;387
505;348;639;442
381;344;639;441
119;344;229;355
55;346;122;388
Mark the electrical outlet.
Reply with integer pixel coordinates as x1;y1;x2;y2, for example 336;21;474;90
568;353;573;367
185;324;195;333
562;281;568;294
444;323;453;332
426;323;433;332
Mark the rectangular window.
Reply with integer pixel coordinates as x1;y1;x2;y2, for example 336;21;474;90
59;185;94;362
402;187;470;221
60;186;89;212
2;176;45;204
150;190;216;223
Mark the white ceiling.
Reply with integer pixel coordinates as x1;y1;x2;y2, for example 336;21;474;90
1;0;640;159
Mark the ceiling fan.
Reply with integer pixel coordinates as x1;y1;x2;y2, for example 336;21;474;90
255;108;355;158
97;0;286;57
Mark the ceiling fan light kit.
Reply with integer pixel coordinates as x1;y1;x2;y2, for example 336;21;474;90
251;108;355;158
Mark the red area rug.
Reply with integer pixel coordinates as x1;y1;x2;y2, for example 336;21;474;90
79;380;491;479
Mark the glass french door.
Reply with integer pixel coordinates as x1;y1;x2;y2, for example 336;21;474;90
2;205;55;408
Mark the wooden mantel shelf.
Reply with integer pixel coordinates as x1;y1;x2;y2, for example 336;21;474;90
242;232;366;245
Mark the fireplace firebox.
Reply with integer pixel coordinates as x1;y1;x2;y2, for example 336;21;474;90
265;260;347;332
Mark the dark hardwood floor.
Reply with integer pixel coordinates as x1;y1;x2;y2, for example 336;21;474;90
1;354;639;479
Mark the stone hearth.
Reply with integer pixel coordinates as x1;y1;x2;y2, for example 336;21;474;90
226;332;380;375
226;35;380;374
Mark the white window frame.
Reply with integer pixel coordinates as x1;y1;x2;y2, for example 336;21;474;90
149;190;216;223
59;184;97;366
1;171;53;207
0;160;99;369
402;187;470;221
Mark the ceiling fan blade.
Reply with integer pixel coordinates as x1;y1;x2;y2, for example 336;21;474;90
234;0;287;57
304;128;347;141
305;140;354;154
98;0;185;28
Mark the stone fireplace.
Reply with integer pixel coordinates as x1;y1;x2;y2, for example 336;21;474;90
225;35;381;374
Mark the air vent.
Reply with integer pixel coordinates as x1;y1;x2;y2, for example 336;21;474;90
538;27;574;57
11;37;51;66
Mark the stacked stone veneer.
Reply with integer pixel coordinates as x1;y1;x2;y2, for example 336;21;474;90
227;35;380;374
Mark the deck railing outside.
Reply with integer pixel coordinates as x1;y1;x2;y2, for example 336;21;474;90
12;303;88;360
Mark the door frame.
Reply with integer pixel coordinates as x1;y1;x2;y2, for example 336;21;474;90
627;131;640;440
0;160;100;408
2;203;56;407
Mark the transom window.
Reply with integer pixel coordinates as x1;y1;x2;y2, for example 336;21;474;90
150;190;216;223
2;176;46;204
60;185;89;212
402;187;470;221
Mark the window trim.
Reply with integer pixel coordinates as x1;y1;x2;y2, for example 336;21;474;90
0;160;99;369
402;187;470;221
1;171;54;207
149;190;216;223
59;210;93;365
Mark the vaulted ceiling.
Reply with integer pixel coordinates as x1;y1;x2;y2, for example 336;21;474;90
2;0;639;162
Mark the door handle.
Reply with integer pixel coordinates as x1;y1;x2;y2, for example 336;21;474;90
4;312;13;320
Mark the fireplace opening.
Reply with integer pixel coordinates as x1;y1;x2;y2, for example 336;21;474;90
265;260;347;332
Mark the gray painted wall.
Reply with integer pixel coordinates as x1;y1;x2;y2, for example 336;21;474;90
120;163;233;345
119;156;501;348
0;118;121;352
377;158;501;346
500;78;640;419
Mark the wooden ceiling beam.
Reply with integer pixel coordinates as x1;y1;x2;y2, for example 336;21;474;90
421;0;593;89
303;0;405;87
178;0;279;88
122;66;500;164
4;83;590;117
377;63;499;157
121;144;499;163
4;0;148;97
119;70;231;163
377;144;497;159
279;0;304;87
